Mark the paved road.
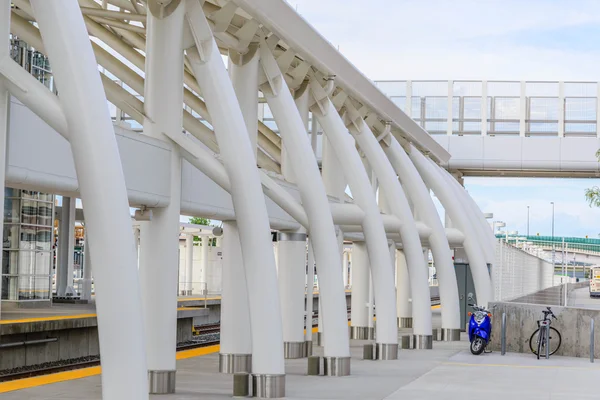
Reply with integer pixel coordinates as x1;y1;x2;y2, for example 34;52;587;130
568;287;600;309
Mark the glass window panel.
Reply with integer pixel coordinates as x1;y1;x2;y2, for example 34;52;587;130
565;98;596;121
411;97;421;119
453;81;482;96
452;97;460;119
565;122;596;133
463;97;482;119
424;97;448;119
412;81;447;96
21;199;38;225
19;225;36;250
36;227;52;251
425;120;446;132
21;190;36;199
488;82;520;97
493;121;520;132
376;81;406;97
528;122;558;133
463;121;482;132
4;188;19;198
37;203;53;227
2;250;18;275
494;97;520;120
1;275;9;300
32;276;51;300
529;98;559;120
526;82;558;97
4;197;20;223
263;120;277;131
38;193;53;202
391;96;406;112
3;224;19;249
35;251;52;277
564;82;597;97
18;250;35;276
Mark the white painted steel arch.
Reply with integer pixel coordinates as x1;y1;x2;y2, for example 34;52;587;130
408;145;493;306
260;44;350;363
185;2;284;377
29;1;148;398
384;137;461;332
351;122;432;340
312;95;398;352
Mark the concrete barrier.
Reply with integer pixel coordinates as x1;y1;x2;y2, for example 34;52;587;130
489;299;600;359
508;282;586;306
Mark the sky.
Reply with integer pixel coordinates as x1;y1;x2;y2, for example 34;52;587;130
289;0;600;81
285;0;600;238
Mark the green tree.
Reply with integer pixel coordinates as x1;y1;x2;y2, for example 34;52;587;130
188;217;216;245
585;150;600;207
189;216;211;226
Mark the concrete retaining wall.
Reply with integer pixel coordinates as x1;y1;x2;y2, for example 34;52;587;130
489;299;600;359
0;317;195;371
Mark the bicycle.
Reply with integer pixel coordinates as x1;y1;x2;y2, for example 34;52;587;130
529;306;562;359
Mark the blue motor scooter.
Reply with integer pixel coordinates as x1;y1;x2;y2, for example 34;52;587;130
467;294;492;355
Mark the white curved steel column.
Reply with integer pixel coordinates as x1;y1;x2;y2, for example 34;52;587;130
312;96;397;354
138;3;185;393
350;242;371;332
185;2;285;380
30;1;148;398
408;146;493;306
219;44;258;373
229;46;259;158
260;45;350;366
277;232;308;358
352;122;432;341
395;250;412;326
220;221;252;372
384;137;461;333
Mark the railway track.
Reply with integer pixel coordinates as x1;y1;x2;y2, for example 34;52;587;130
0;339;220;382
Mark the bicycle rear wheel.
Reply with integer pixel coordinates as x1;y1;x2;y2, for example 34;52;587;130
530;327;562;356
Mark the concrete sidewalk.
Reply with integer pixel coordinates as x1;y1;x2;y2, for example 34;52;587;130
3;334;599;400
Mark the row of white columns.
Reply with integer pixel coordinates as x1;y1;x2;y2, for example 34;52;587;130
0;2;497;399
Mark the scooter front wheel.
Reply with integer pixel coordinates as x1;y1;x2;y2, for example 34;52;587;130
470;337;486;355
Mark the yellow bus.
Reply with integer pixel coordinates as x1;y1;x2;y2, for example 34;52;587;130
590;267;600;297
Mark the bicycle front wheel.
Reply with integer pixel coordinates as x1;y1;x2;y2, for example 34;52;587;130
530;327;562;356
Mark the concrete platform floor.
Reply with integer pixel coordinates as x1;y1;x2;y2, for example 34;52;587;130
3;311;599;400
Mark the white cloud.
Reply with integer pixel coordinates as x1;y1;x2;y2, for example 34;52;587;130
289;0;600;80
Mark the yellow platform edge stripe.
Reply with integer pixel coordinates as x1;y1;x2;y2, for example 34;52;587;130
1;307;206;325
0;304;440;393
0;344;222;394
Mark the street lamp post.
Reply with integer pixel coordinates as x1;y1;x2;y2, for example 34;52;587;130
527;205;530;237
551;202;555;285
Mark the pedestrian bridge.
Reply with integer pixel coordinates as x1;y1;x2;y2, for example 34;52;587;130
375;80;600;177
